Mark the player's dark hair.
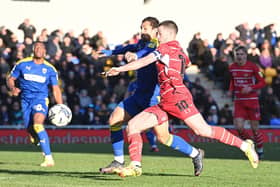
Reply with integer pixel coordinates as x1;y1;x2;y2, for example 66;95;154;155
159;20;178;34
142;17;159;29
34;41;46;48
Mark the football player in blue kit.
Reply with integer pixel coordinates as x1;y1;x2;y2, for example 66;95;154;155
7;41;63;167
99;17;161;173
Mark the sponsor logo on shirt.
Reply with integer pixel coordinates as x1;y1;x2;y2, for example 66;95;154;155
23;74;46;83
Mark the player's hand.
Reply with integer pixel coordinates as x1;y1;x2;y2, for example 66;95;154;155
10;87;21;96
101;67;120;77
125;52;137;62
241;86;252;94
98;49;112;57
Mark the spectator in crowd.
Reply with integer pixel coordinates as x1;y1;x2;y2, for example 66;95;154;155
247;42;261;65
206;105;219;125
85;104;95;125
23;37;34;57
46;35;61;58
18;18;36;41
36;28;49;43
264;23;277;48
253;23;265;50
187;32;204;67
65;84;80;111
272;71;280;101
0;26;14;48
213;33;225;57
259;86;280;124
70;104;85;125
80;28;91;45
79;89;92;109
0;105;9;125
9;101;23;126
61;36;74;57
235;22;254;46
218;104;233;125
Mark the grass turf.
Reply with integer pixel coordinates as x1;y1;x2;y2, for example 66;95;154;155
0;143;279;187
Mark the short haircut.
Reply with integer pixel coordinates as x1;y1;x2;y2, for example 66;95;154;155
34;41;45;46
159;20;178;34
33;41;46;50
142;17;159;29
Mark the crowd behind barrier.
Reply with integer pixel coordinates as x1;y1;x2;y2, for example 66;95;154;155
0;20;280;127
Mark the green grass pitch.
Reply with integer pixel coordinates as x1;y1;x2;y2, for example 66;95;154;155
0;143;279;187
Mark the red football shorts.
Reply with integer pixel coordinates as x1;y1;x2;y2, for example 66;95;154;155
144;92;199;124
234;99;261;120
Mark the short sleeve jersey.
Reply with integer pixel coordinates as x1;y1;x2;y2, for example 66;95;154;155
229;61;265;100
10;57;59;99
153;41;190;97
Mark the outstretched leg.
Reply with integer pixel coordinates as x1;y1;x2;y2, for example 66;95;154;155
185;113;259;168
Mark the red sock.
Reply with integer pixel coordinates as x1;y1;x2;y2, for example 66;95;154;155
238;129;251;140
211;126;243;148
253;130;264;150
128;133;143;162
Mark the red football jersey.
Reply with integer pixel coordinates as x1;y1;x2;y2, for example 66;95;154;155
229;61;265;100
154;41;190;98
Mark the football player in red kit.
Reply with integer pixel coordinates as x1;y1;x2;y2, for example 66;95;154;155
229;45;266;159
105;20;259;177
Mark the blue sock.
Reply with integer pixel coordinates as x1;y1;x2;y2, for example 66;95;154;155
145;130;157;147
34;124;51;156
110;126;124;158
166;134;193;156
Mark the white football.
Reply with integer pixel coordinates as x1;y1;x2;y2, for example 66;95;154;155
48;104;72;127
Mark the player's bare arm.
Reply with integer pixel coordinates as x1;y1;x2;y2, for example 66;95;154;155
52;85;63;104
6;75;21;96
104;52;156;76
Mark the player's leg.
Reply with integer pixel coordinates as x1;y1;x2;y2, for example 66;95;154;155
154;121;204;176
30;99;54;167
233;101;251;140
144;129;159;152
116;110;158;177
33;112;54;167
248;101;264;159
99;105;131;173
144;94;160;152
184;113;259;168
234;118;251;140
27;124;40;146
250;120;264;159
22;100;40;146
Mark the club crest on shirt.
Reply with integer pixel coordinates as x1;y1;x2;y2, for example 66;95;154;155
26;66;31;70
42;68;47;74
